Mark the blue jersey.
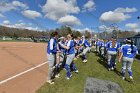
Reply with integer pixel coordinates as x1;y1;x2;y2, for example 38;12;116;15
82;39;90;47
66;40;75;54
47;38;57;54
59;41;66;53
100;42;105;47
106;41;109;46
121;44;138;58
79;39;82;44
96;41;100;46
106;41;120;52
99;41;103;47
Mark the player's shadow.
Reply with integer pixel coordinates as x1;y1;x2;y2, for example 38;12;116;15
97;58;108;70
97;57;122;77
113;68;122;76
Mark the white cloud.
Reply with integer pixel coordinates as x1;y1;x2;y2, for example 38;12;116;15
100;7;137;23
2;20;42;31
15;21;43;31
135;29;140;32
99;25;113;32
42;0;80;20
100;11;131;23
83;0;96;12
28;23;33;26
99;25;106;31
14;22;26;27
18;20;23;23
12;1;28;9
114;7;137;13
125;23;140;32
22;10;42;19
58;15;81;26
0;2;16;13
3;20;10;25
3;20;26;27
0;13;5;18
73;27;94;32
125;23;139;29
0;1;28;13
25;27;40;31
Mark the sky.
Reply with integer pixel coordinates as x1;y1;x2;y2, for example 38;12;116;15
0;0;140;32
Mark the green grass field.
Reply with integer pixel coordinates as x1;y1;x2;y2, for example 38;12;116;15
37;52;140;93
0;40;18;42
0;40;33;42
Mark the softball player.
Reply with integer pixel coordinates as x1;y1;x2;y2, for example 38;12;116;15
88;40;93;53
58;37;66;67
53;37;66;78
74;37;79;60
47;32;58;84
96;39;101;55
58;34;78;80
81;35;90;63
100;40;106;59
99;40;103;56
94;39;98;52
119;39;138;80
79;37;84;54
76;37;81;58
106;38;120;71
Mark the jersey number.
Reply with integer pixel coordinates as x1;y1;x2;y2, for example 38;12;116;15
127;48;132;54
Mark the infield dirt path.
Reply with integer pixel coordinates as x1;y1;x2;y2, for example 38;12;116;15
0;42;48;93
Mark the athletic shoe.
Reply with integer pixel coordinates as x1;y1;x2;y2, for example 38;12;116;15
130;76;133;80
129;76;134;82
70;74;72;77
66;77;70;80
55;74;60;78
76;56;79;58
83;60;87;63
52;66;56;69
74;70;79;73
66;74;72;80
79;53;83;56
108;68;111;71
122;77;125;80
111;67;114;70
74;58;77;60
47;80;54;84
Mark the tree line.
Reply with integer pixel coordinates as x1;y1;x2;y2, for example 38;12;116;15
0;26;91;39
0;26;49;38
0;25;139;39
97;30;139;39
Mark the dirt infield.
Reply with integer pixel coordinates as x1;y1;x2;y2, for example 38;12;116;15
0;42;48;93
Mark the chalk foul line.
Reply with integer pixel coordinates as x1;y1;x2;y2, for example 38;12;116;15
0;61;48;85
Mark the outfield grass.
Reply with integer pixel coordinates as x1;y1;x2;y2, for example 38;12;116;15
0;39;29;42
0;40;34;42
0;40;18;42
37;52;140;93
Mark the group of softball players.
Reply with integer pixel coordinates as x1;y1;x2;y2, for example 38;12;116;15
95;37;138;81
46;32;92;84
46;31;138;84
